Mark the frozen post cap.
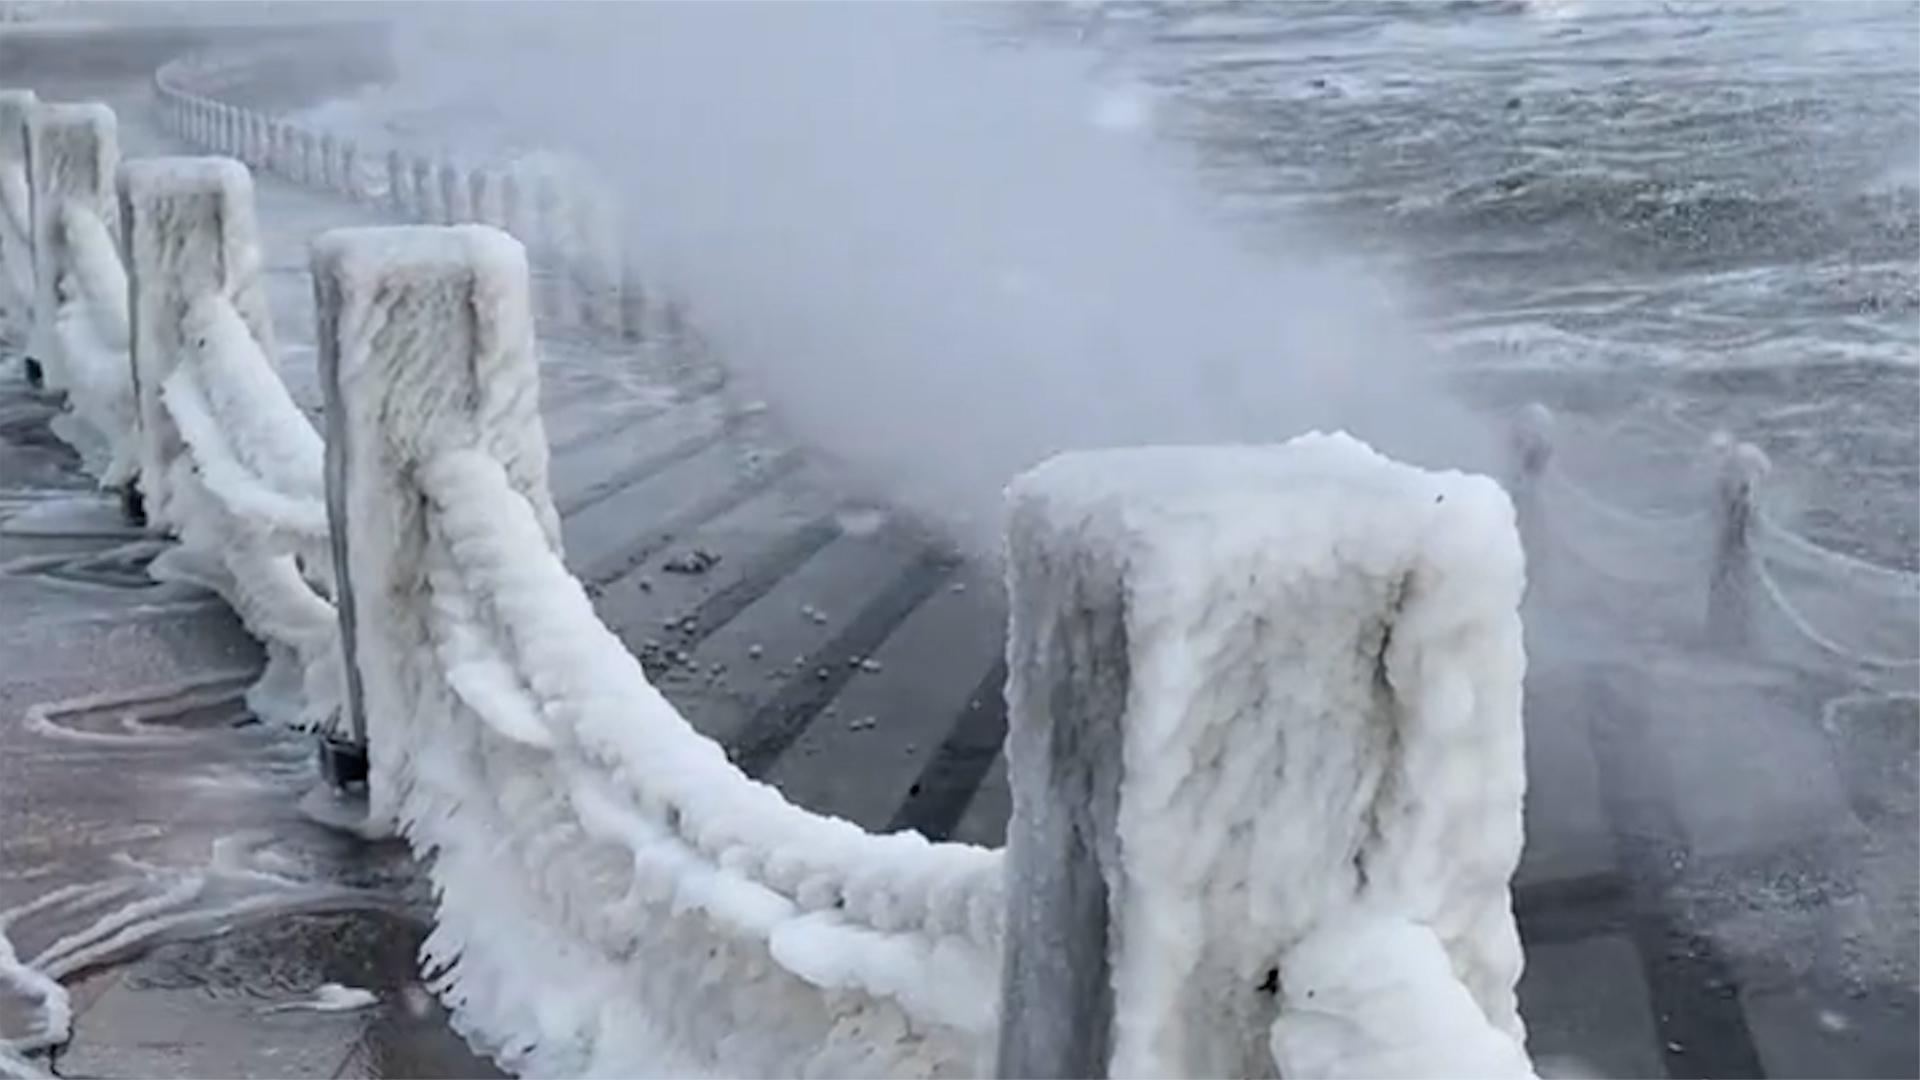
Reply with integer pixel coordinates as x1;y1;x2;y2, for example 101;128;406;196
314;224;554;757
119;157;275;527
997;434;1531;1078
28;103;118;377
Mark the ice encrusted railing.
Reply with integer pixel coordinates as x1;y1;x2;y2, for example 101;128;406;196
315;224;1535;1077
0;92;345;737
4;69;1912;1076
317;226;1003;1076
153;48;653;348
146;38;1918;687
1506;402;1919;682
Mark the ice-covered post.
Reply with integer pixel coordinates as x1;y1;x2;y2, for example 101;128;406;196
438;160;469;223
338;139;361;200
252;115;271;171
618;254;646;342
534;174;570;326
411;155;438;222
315;224;552;792
1705;434;1769;648
996;438;1533;1079
468;167;501;229
318;133;338;190
385;149;408;215
500;171;527;242
576;192;621;334
1507;402;1554;583
119;157;275;528
660;294;688;348
300;130;321;187
0;90;36;373
27;104;117;390
241;112;260;166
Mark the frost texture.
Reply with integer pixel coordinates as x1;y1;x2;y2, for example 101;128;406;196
320;226;1000;1077
106;156;341;734
47;202;134;483
120;156;279;526
27;104;134;483
1002;436;1531;1078
151;294;339;734
1270;915;1535;1079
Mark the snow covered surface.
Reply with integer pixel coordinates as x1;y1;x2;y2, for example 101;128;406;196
999;434;1531;1078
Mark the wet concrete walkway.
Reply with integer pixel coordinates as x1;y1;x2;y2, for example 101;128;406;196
3;18;1915;1080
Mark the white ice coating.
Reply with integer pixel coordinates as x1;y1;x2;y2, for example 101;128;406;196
151;294;339;734
1000;435;1531;1078
1270;914;1536;1079
0;89;34;356
119;156;279;527
47;202;135;483
25;104;135;482
27;104;115;376
321;225;1001;1077
331;267;1531;1075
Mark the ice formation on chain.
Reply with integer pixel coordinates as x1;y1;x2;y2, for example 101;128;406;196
0;89;34;356
998;436;1531;1078
154;294;338;733
319;225;1001;1077
28;103;134;481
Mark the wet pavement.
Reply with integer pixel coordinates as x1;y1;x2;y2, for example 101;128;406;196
3;14;1917;1080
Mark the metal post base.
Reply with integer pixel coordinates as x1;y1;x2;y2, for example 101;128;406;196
121;484;146;526
317;736;370;792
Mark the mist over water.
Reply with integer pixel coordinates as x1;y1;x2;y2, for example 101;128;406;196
384;3;1494;548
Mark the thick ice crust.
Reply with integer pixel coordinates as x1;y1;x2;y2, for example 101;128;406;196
1000;434;1530;1078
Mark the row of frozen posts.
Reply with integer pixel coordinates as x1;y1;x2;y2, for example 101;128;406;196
3;49;1914;1079
156;55;655;347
